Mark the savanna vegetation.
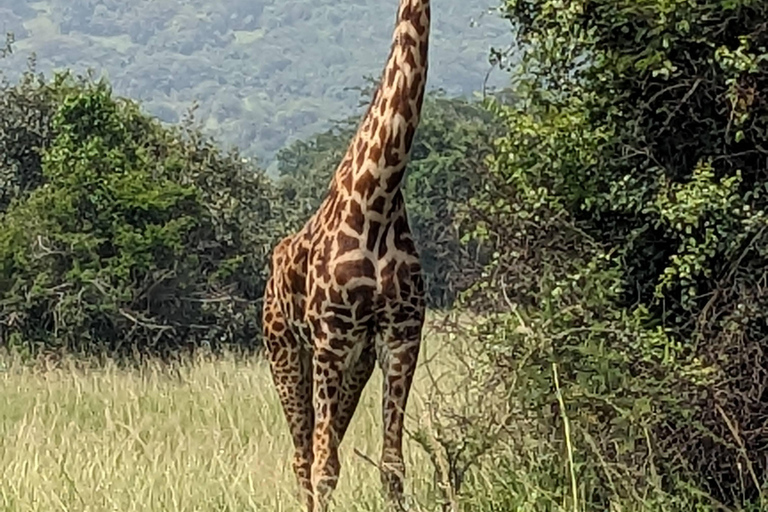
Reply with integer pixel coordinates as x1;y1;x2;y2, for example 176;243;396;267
2;0;768;510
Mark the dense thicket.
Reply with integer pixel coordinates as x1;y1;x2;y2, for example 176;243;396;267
442;0;768;509
0;65;285;358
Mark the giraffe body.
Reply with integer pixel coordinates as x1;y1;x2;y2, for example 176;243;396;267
262;1;430;510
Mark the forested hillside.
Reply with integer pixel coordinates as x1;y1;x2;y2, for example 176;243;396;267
0;0;509;164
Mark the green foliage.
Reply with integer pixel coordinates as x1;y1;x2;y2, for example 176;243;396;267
422;0;768;509
0;0;509;161
275;91;501;307
0;74;285;358
0;57;79;212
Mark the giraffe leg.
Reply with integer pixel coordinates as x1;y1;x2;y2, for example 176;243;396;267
310;340;355;512
379;320;423;508
270;346;315;512
334;344;376;442
308;341;375;512
263;297;315;511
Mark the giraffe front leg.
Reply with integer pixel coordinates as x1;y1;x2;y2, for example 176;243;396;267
311;344;346;512
379;320;423;509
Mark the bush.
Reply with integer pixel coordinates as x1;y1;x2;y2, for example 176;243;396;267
0;40;82;212
0;74;286;358
417;174;715;511
412;0;768;509
493;0;768;504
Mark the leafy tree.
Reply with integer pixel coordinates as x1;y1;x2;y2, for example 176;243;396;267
449;0;768;507
0;74;285;358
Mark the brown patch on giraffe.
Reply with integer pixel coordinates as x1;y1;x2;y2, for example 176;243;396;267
341;168;353;194
413;14;427;36
346;201;365;235
386;170;405;194
416;87;425;111
410;74;423;100
402;32;417;49
400;2;412;20
328;286;343;304
380;260;398;299
404;124;416;153
348;284;376;316
366;220;382;252
287;268;304;292
386;63;399;88
368;143;383;165
315;350;334;366
354;171;376;200
297;243;311;264
389;87;402;118
384;146;402;172
334;257;376;286
377;122;389;146
336;231;360;255
404;101;415;122
314;264;331;285
308;287;327;312
378;227;393;260
326;316;355;335
370;196;386;215
355;146;366;169
404;48;417;70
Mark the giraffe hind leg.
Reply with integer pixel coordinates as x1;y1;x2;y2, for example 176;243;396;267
334;343;376;443
263;295;315;511
308;338;376;512
378;320;423;509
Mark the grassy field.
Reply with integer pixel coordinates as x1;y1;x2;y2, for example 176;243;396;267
0;318;467;512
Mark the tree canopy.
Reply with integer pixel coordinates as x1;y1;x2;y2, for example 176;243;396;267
0;70;286;358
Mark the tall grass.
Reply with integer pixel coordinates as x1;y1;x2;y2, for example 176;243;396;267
0;318;464;512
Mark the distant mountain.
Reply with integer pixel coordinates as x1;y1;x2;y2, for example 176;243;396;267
0;0;512;165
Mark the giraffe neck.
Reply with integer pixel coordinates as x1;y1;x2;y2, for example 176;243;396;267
331;0;430;216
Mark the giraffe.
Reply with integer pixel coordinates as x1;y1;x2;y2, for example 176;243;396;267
261;0;430;510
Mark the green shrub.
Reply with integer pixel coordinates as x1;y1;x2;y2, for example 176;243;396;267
490;0;768;504
409;0;768;509
0;43;84;212
0;76;285;358
419;169;717;510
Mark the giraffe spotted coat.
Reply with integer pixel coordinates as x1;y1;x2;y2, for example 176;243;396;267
262;1;430;510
